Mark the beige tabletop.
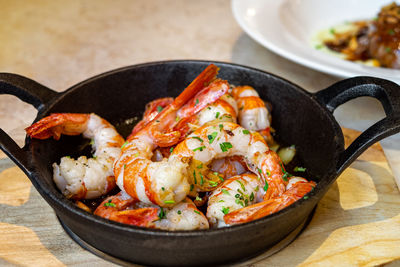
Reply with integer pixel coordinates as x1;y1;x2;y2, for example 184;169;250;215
1;1;400;266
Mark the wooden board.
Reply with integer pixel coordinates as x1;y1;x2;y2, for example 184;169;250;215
0;128;400;266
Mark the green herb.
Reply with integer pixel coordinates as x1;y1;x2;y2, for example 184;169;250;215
207;107;212;110
315;44;324;50
220;142;233;152
193;170;197;184
177;210;182;215
195;99;199;105
263;181;269;192
242;129;250;134
236;199;244;207
388;29;395;35
192;136;203;142
303;196;309;200
215;111;220;118
200;173;204;186
175;116;180;122
65;156;71;158
218;200;225;203
194;210;201;215
156;105;163;113
155;120;160;123
93;155;97;159
170;147;174;153
250;192;254;201
197;163;203;169
255;185;259;192
158;207;166;220
266;170;271;176
124;164;127;169
161;187;165;191
294;166;307;172
104;201;116;207
209;180;218;187
193;146;206;152
135;152;139;157
218;176;225;182
90;139;95;145
385;47;392;53
164;200;176;204
190;184;194;191
236;180;246;192
208;132;218;144
121;141;128;149
222;207;230;215
219;124;223;131
195;196;202;201
235;193;240;198
330;28;335;35
222;189;230;195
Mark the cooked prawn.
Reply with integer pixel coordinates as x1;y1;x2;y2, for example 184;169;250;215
114;64;229;207
231;85;271;132
206;173;263;227
95;192;209;230
171;121;287;198
26;113;124;199
223;177;316;225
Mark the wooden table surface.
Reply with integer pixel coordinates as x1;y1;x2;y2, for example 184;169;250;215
1;1;400;266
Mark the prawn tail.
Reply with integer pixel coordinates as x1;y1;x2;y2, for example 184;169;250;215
25;113;90;140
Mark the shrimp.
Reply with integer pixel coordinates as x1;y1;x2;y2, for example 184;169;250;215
129;97;174;138
210;156;248;179
223;177;316;225
206;173;263;227
95;193;209;230
114;64;229;207
171;121;287;198
25;113;124;199
231;85;271;132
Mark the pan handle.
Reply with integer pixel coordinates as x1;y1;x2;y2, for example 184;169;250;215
314;76;400;175
0;73;58;175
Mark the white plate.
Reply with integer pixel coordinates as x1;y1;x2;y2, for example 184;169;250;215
231;0;400;84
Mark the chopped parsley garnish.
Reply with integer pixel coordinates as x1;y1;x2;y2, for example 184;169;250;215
193;170;197;184
195;196;202;201
209;180;218;187
65;156;71;158
266;170;271;176
303;196;309;200
123;164;127;169
280;163;292;181
221;189;230;195
385;47;392;53
164;200;176;204
215;111;220;118
175;116;180;122
236;180;246;191
192;136;204;142
158;207;166;220
193;146;206;152
222;207;230;215
255;185;259;192
177;210;182;215
218;176;225;182
235;193;240;198
161;187;165;191
170;147;174;153
195;99;199;105
194;210;201;215
330;28;335;35
219;124;223;131
121;141;128;149
315;44;324;50
200;173;204;186
263;181;269;192
294;166;307;172
242;129;250;135
156;105;163;113
190;184;194;191
207;132;218;144
104;200;116;207
90;139;95;145
220;142;233;152
197;163;203;169
250;192;254;201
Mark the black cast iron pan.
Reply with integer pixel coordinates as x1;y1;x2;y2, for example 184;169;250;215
1;60;400;266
